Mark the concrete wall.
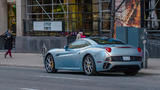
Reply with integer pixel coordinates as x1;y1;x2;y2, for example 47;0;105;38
15;36;67;53
16;0;25;36
0;0;8;35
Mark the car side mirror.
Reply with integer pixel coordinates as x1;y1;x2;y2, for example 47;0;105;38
64;45;69;51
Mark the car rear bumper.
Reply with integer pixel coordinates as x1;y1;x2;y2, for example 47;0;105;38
102;61;142;72
107;65;140;72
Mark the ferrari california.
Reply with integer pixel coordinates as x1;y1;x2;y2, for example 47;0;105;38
44;37;143;76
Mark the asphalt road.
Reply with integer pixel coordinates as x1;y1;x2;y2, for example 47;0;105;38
0;66;160;90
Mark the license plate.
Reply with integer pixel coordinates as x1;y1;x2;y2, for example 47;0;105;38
123;56;130;61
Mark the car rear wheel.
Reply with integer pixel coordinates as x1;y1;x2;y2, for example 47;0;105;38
124;70;138;76
83;55;97;76
45;54;57;73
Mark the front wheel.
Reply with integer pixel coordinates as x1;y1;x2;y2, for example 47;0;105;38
83;55;97;76
45;54;57;73
124;70;138;76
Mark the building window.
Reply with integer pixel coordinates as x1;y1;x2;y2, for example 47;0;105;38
25;0;111;36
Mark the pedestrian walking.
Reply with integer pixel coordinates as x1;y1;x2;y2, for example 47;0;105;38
76;31;86;40
4;30;13;58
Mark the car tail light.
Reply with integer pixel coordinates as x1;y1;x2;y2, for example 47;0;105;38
137;47;141;52
105;47;112;52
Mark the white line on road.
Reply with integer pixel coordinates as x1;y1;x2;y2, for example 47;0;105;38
20;88;38;90
39;75;90;81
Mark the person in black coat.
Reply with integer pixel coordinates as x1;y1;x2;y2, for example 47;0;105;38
4;30;13;58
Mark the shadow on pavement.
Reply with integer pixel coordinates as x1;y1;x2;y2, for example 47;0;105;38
42;70;160;77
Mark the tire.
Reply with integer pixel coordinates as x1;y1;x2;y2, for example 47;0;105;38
45;54;57;73
83;55;97;76
124;70;138;76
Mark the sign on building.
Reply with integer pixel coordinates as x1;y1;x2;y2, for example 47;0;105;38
33;21;62;31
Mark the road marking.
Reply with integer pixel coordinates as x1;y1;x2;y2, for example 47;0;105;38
39;75;90;81
20;88;38;90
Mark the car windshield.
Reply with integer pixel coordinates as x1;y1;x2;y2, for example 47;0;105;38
91;38;125;45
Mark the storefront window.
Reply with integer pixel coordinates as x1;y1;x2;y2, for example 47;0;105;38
8;3;16;35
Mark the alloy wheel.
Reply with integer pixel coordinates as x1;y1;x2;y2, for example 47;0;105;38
83;55;96;75
45;55;56;73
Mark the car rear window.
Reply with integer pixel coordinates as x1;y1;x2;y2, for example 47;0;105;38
91;38;125;45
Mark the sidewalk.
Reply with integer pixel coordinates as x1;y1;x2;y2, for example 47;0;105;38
0;52;160;74
140;58;160;74
0;52;44;67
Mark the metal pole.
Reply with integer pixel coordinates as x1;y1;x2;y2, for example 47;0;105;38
25;0;29;33
59;0;66;13
35;0;52;20
98;0;102;36
52;0;54;20
141;0;145;28
144;41;147;68
110;0;115;38
115;0;125;12
143;28;148;68
67;0;69;32
26;0;28;19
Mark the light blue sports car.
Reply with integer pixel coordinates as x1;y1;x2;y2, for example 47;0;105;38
44;37;143;76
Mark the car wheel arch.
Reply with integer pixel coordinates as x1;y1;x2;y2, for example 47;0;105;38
45;53;52;60
44;53;56;64
83;53;94;61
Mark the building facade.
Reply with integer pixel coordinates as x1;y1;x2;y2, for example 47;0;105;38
0;0;8;35
1;0;160;37
22;0;113;37
0;0;160;55
0;0;144;37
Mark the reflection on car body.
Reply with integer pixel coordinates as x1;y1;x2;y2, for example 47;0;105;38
44;37;143;76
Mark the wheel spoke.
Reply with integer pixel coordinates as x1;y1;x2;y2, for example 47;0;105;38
46;59;50;67
46;65;50;71
48;67;51;71
85;67;88;72
47;58;51;63
89;67;92;72
86;57;90;62
89;67;92;73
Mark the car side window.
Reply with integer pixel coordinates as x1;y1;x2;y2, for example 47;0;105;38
68;40;90;49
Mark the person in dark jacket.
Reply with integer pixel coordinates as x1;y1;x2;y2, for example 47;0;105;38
4;30;13;58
